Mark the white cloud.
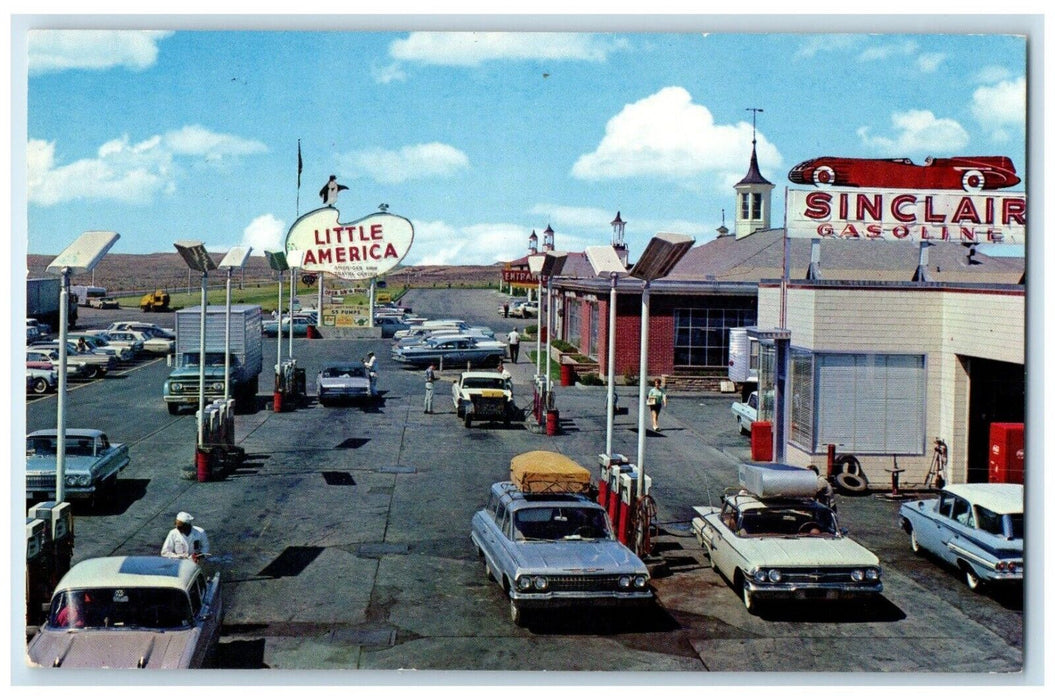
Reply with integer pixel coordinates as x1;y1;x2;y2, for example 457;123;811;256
974;65;1013;84
163;125;267;162
28;126;267;206
858;40;918;62
971;77;1025;142
405;220;527;266
28;30;172;75
389;32;625;67
857;109;969;154
528;204;614;229
917;53;946;73
240;214;287;254
372;62;407;84
339;143;469;184
795;35;861;59
571;86;781;187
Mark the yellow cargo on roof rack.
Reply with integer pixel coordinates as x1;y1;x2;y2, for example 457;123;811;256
510;450;591;494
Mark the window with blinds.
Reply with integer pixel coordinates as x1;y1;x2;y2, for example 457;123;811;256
815;353;926;455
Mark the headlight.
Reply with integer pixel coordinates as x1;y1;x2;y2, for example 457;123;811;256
516;575;533;591
171;382;182;391
850;569;865;582
66;474;90;487
865;568;880;581
210;382;225;391
618;576;632;589
532;576;548;591
633;575;648;588
767;569;782;583
752;569;766;582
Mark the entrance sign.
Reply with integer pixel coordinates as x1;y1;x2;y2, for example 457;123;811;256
502;267;539;288
786;188;1026;245
286;207;414;281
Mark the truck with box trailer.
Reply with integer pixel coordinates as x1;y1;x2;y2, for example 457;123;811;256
27;277;77;331
163;305;263;414
69;285;107;307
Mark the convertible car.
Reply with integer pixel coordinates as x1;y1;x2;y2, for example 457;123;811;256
787;156;1020;192
692;463;882;613
471;452;652;625
27;556;223;669
898;483;1023;591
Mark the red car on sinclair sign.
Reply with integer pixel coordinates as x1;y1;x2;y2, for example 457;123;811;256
788;156;1020;193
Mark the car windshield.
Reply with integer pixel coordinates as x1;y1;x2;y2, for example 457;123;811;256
323;367;365;378
462;377;506;390
737;504;838;537
27;435;95;457
48;587;194;630
513;506;612;541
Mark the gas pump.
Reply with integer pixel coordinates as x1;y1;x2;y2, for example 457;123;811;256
27;501;74;625
274;359;301;412
597;453;629;511
616;467;652;546
606;464;623;528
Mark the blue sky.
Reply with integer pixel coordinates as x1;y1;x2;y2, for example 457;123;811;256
20;23;1028;265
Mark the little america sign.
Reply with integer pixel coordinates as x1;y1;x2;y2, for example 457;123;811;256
285;207;414;281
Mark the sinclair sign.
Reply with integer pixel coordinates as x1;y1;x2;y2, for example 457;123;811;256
285;207;414;281
785;156;1026;244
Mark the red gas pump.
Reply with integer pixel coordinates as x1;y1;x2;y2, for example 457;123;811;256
606;464;622;528
597;453;629;511
616;470;639;545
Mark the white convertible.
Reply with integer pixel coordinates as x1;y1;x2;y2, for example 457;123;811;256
691;463;882;613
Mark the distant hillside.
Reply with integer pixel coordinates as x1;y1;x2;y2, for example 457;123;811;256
26;253;502;293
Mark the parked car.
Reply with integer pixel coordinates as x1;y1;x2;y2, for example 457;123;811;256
394;326;496;350
732;391;758;435
471;451;652;625
787;155;1020;192
691;463;882;613
26;555;223;668
898;483;1023;591
391;334;507;368
393;319;468;340
107;329;173;355
107;321;175;340
27;318;52;338
88;296;120;309
375;315;411;338
262;314;315;337
452;370;517;427
26;366;58;395
30;341;115;379
67;332;134;363
87;330;144;358
26;348;89;380
25;428;130;505
316;362;376;406
509;301;538;318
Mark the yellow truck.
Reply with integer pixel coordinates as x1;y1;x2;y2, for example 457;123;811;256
140;290;170;312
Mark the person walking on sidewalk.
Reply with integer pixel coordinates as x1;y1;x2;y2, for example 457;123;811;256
647;378;667;432
424;364;436;413
507;327;521;363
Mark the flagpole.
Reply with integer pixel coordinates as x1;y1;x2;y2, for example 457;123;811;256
296;139;303;217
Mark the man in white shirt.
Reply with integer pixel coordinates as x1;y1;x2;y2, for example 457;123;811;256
507;328;521;363
161;512;210;563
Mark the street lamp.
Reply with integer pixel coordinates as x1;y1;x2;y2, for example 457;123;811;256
174;240;217;452
218;246;252;404
46;231;120;502
527;254;546;383
586;245;627;458
286;250;306;361
265;250;289;409
628;232;693;498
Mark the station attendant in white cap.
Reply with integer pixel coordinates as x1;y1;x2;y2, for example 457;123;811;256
161;511;210;563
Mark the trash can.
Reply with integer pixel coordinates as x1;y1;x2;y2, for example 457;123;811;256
196;447;211;482
560;362;575;386
546;409;560;436
751;421;773;462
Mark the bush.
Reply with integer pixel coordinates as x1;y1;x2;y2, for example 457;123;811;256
623;365;638;385
578;373;604;386
551;339;578;353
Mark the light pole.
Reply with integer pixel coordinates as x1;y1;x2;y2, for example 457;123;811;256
174;241;217;451
287;250;305;362
218;246;252;404
586;245;627;458
265;250;289;408
528;255;546;384
45;231;120;501
628;233;694;498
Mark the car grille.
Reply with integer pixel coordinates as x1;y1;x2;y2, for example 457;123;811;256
545;575;627;592
775;568;868;584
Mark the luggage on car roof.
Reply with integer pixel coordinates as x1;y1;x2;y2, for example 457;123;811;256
511;451;591;494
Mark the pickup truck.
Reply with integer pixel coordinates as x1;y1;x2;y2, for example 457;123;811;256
732;391;759;435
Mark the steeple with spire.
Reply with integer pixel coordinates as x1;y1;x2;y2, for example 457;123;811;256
542;224;555;252
528;229;538;255
735;108;775;239
610;211;629;264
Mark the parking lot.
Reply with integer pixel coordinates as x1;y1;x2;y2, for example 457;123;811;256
23;288;1024;678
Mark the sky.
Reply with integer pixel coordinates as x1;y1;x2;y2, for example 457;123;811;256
18;19;1030;267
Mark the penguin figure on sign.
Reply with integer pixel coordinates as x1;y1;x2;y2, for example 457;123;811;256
320;175;348;207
